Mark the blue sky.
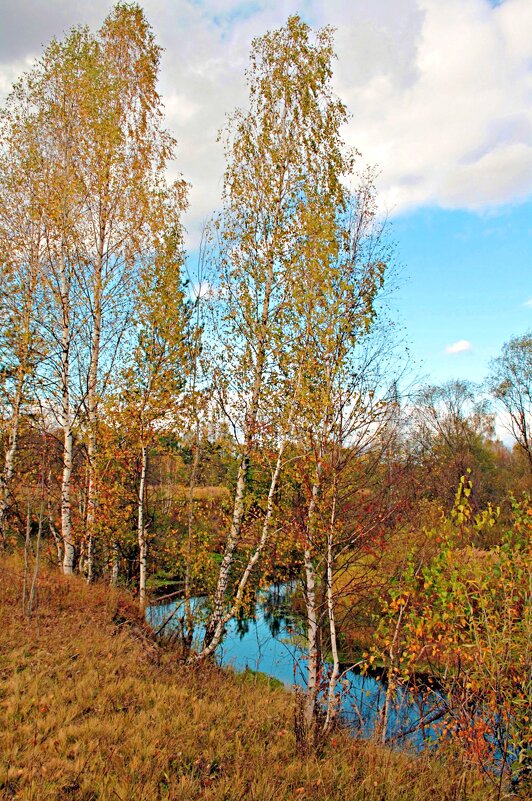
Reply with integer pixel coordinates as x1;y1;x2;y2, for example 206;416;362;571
0;0;531;393
392;201;532;386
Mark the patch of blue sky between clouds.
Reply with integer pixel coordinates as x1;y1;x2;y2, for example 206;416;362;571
391;200;532;386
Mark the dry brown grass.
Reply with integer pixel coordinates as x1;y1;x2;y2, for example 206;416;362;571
150;484;230;502
0;557;500;801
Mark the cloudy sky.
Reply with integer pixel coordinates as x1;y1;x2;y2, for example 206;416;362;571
1;0;531;396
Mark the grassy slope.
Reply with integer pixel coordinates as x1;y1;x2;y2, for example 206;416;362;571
0;559;497;801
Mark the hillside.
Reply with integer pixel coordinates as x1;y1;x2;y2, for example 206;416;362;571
0;559;501;801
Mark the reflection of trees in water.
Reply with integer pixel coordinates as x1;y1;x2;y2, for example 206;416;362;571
233;583;303;641
235;615;251;638
345;674;447;749
261;583;303;640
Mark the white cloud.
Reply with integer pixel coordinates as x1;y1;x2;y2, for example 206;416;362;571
524;298;532;307
1;0;532;245
187;280;220;301
334;0;532;215
494;407;518;447
445;339;473;354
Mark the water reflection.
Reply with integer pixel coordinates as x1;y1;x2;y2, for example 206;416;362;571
147;583;444;747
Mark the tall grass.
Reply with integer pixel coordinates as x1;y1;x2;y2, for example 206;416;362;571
0;557;506;800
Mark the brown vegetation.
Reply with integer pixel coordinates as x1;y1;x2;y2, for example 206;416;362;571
0;558;498;801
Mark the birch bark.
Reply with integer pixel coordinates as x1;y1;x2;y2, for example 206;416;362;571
138;443;148;606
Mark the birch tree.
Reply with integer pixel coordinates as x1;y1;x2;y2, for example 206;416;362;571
0;4;182;574
0;31;89;571
196;16;354;658
288;175;397;746
74;4;180;580
0;126;45;543
111;193;189;604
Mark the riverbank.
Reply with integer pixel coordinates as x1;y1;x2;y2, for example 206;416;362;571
0;559;503;800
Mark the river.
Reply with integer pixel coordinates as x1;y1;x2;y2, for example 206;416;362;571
147;583;445;747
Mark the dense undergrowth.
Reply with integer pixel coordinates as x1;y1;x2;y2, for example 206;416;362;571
0;558;508;801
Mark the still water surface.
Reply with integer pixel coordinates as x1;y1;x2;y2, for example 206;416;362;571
147;583;444;747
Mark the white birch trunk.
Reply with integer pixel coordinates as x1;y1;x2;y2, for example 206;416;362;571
0;271;36;544
302;458;323;740
324;490;340;733
59;255;75;575
110;542;119;586
301;449;325;742
0;378;24;544
303;546;319;736
194;433;287;661
203;254;275;647
61;420;74;574
85;250;103;583
138;443;148;606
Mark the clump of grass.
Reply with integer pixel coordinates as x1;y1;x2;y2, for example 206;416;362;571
0;557;501;801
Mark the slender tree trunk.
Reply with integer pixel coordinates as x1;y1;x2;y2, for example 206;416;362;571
85;433;96;580
194;433;287;661
48;508;63;568
0;376;24;545
204;448;248;644
184;425;201;650
0;273;36;545
138;442;148;606
62;425;74;573
85;251;103;582
324;485;340;734
110;542;119;586
381;603;405;745
27;498;43;619
22;503;31;615
203;255;275;646
303;547;319;736
302;457;323;743
59;254;75;575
